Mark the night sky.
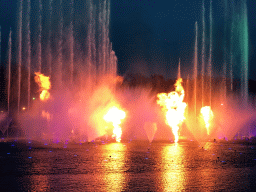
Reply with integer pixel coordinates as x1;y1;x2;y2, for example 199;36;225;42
0;0;255;80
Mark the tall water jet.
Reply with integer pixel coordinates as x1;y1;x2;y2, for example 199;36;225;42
87;0;93;88
27;0;31;110
178;58;181;79
58;0;63;87
208;0;212;107
47;0;53;77
17;0;23;113
223;0;228;104
240;1;249;105
38;0;42;73
0;26;1;64
230;3;234;92
2;0;119;141
69;0;74;85
106;0;111;75
194;22;198;118
102;0;107;75
7;30;12;115
91;3;97;82
201;0;205;107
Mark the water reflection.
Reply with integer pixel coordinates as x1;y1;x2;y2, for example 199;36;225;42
161;143;185;191
102;143;127;191
28;151;50;191
29;175;49;192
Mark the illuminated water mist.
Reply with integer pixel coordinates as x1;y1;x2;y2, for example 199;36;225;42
0;0;253;143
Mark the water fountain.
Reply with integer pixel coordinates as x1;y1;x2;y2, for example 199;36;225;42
0;0;253;143
185;0;252;141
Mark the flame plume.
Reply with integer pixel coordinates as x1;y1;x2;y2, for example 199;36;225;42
157;78;187;143
200;106;214;135
34;72;51;101
104;106;126;142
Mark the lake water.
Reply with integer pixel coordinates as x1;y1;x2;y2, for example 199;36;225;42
1;140;256;191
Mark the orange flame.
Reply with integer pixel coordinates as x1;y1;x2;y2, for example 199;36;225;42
157;78;187;143
34;72;51;101
200;106;214;135
104;106;126;142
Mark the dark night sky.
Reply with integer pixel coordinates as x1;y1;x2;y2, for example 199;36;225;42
0;0;255;80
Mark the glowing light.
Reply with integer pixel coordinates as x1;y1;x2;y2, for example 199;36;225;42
22;107;26;110
157;78;187;143
200;106;214;135
32;97;36;100
34;72;51;101
41;110;51;122
104;106;126;142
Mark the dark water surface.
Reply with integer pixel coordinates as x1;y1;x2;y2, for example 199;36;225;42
1;140;256;191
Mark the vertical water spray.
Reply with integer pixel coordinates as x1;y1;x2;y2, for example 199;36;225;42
102;0;107;75
230;3;234;92
186;75;189;114
194;22;198;118
86;0;93;88
27;0;31;110
48;0;53;77
0;26;1;65
201;0;205;107
70;0;74;85
58;0;63;86
240;1;249;105
106;0;111;74
17;0;23;113
7;30;12;115
91;3;97;82
178;58;181;79
209;0;212;107
98;4;102;77
38;0;42;73
223;0;227;104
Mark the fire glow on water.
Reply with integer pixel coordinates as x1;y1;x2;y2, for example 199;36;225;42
157;78;187;143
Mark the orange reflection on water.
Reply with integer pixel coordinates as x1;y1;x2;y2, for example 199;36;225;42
161;144;186;191
102;143;127;191
29;175;49;192
29;156;50;191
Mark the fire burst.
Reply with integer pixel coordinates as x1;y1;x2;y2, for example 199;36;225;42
104;106;126;142
34;72;51;101
157;78;187;143
200;106;214;135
